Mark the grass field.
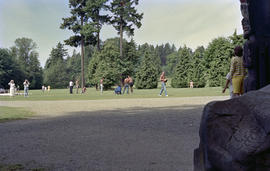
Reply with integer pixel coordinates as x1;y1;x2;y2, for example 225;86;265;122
0;106;34;122
0;87;227;101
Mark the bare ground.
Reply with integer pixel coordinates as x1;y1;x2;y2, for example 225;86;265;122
0;96;228;171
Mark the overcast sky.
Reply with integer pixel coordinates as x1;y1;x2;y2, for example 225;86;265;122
0;0;242;67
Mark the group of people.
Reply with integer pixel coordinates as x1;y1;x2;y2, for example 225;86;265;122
69;80;86;94
42;85;51;92
223;46;246;99
8;79;30;97
114;75;134;95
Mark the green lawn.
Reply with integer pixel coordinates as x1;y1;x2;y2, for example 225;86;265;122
0;106;34;122
0;87;227;101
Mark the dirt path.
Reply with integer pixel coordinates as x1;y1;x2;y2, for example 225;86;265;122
0;96;228;171
0;96;228;117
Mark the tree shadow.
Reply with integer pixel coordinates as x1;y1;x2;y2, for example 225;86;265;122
0;105;204;171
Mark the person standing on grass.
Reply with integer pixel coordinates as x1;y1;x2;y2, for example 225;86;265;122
75;79;79;94
23;79;30;97
230;46;246;97
8;80;15;97
123;77;129;94
69;80;74;94
100;78;104;94
222;72;234;99
159;71;168;96
128;75;134;93
190;81;194;88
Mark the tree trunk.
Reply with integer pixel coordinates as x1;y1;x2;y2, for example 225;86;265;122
120;22;123;58
81;16;85;88
97;29;100;51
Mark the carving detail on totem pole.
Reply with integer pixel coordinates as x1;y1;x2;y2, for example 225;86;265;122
241;0;270;91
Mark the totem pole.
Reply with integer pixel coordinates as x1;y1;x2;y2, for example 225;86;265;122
241;0;270;91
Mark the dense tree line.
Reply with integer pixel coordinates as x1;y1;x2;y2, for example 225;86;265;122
0;38;43;89
1;0;245;90
1;32;243;90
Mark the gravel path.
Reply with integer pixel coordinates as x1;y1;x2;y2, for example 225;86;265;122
0;96;228;171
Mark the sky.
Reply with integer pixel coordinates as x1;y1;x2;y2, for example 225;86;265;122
0;0;242;67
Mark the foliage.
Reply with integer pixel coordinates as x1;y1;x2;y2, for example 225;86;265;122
135;50;159;89
171;46;193;88
0;49;24;89
203;37;233;87
10;38;43;89
88;40;121;89
43;43;69;88
110;0;143;57
189;46;206;88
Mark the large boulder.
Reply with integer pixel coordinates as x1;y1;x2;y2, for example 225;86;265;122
194;85;270;171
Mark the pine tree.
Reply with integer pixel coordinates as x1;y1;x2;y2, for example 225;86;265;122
11;38;43;89
135;50;159;89
84;0;110;51
0;48;24;89
189;46;206;88
110;0;143;58
60;0;96;88
88;40;121;89
171;46;193;88
204;37;233;87
44;43;69;88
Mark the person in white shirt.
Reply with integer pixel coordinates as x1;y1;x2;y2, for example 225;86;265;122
8;80;15;97
23;79;30;97
222;72;234;99
69;80;74;94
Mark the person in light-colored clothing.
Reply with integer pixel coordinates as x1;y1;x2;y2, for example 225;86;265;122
222;72;234;99
23;79;30;97
69;81;74;94
8;80;15;97
100;78;104;94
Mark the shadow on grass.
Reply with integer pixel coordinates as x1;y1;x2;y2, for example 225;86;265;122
0;105;204;171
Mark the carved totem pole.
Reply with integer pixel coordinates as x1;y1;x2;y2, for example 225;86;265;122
241;0;270;91
193;1;270;170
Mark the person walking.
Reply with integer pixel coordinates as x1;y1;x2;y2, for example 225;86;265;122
128;75;134;93
8;80;15;97
230;46;246;97
159;72;168;96
100;78;104;94
69;80;74;94
23;79;30;97
122;77;129;94
222;72;234;99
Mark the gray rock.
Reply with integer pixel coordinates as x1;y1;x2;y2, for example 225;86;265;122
194;85;270;171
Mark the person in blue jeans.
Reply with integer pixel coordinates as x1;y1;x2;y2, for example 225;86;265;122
115;85;122;95
159;72;168;96
122;77;129;94
23;79;30;97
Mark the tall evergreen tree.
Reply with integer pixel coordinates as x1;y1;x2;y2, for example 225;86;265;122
84;0;110;51
165;51;180;77
189;46;206;88
44;43;69;88
204;37;233;87
110;0;143;58
0;48;24;89
88;40;121;89
135;50;159;89
171;46;193;88
11;38;43;89
60;0;96;88
229;30;244;47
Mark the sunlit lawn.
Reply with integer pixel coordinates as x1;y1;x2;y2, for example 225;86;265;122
0;106;34;122
0;86;227;101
